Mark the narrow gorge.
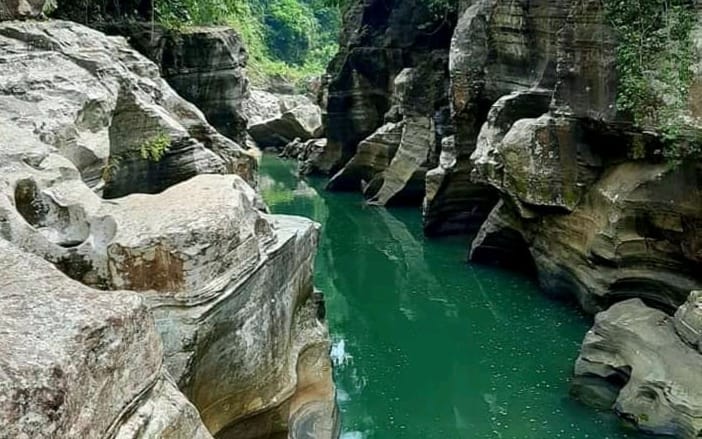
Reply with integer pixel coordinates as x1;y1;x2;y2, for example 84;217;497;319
2;0;702;438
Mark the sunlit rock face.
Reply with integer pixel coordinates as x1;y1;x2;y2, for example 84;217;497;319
99;24;253;147
0;19;336;438
0;239;213;439
572;295;702;438
244;90;324;148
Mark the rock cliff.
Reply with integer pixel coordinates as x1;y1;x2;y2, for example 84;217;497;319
322;0;702;434
324;0;702;310
0;19;336;439
320;0;456;206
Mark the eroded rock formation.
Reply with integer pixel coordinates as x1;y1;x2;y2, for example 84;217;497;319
0;19;336;439
464;2;702;313
244;89;324;148
99;24;252;146
572;295;702;438
0;239;213;439
319;0;455;203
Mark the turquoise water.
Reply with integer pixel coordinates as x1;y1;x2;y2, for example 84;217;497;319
260;155;641;439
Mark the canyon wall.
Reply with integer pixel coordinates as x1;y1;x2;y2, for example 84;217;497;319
325;0;702;312
324;0;702;434
0;18;336;439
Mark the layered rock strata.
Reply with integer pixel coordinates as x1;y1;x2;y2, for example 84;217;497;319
0;19;336;439
244;89;324;148
319;0;455;204
101;24;252;146
465;2;702;313
572;295;702;438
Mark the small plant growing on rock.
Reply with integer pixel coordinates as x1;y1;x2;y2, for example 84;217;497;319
139;133;171;162
101;133;172;183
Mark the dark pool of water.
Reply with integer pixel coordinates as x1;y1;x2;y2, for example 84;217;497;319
260;155;642;439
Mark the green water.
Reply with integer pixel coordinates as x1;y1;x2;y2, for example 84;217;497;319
260;155;641;439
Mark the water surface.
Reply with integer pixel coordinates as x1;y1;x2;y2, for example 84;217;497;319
260;155;640;439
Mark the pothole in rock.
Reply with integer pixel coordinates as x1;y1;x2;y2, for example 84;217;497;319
14;178;90;248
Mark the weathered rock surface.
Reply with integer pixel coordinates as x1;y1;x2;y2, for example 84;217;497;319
0;19;336;439
0;19;256;198
326;61;444;205
320;0;455;182
122;25;252;146
281;137;329;175
0;0;46;20
245;90;324;148
572;297;702;438
451;2;702;312
674;290;702;351
0;238;212;439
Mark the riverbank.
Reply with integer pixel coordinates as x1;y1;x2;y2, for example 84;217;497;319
260;154;643;439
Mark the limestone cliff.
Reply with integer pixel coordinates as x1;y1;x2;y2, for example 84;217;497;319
320;0;457;206
0;19;336;439
324;0;702;310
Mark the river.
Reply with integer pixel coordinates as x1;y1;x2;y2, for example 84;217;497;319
260;155;642;439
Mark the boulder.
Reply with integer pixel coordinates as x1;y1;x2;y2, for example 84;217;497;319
245;90;324;148
281;137;329;175
0;20;256;198
674;290;702;352
572;297;702;438
327;121;405;191
0;238;212;439
0;20;336;438
0;0;46;20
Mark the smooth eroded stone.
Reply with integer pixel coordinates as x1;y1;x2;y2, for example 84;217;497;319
573;298;702;438
0;239;211;438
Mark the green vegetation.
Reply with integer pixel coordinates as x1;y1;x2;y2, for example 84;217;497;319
603;0;700;161
102;133;172;182
139;132;171;161
154;0;341;85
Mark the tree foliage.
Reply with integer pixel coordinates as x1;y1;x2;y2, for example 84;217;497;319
603;0;699;161
154;0;340;83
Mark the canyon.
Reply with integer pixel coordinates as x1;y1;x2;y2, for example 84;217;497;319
2;0;702;438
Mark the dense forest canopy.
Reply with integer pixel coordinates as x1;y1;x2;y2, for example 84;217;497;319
155;0;341;82
50;0;341;84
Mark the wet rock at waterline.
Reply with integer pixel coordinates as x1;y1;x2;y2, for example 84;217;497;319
244;89;324;148
321;0;454;180
281;137;329;175
469;91;702;312
573;296;702;438
0;19;336;438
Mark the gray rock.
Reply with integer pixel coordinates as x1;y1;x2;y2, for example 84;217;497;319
0;238;212;439
0;20;336;438
327;121;405;191
245;91;324;147
322;0;453;178
674;290;702;352
0;0;46;20
281;137;329;175
573;297;702;438
0;20;256;198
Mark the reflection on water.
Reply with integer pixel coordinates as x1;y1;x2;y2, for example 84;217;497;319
260;155;642;439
